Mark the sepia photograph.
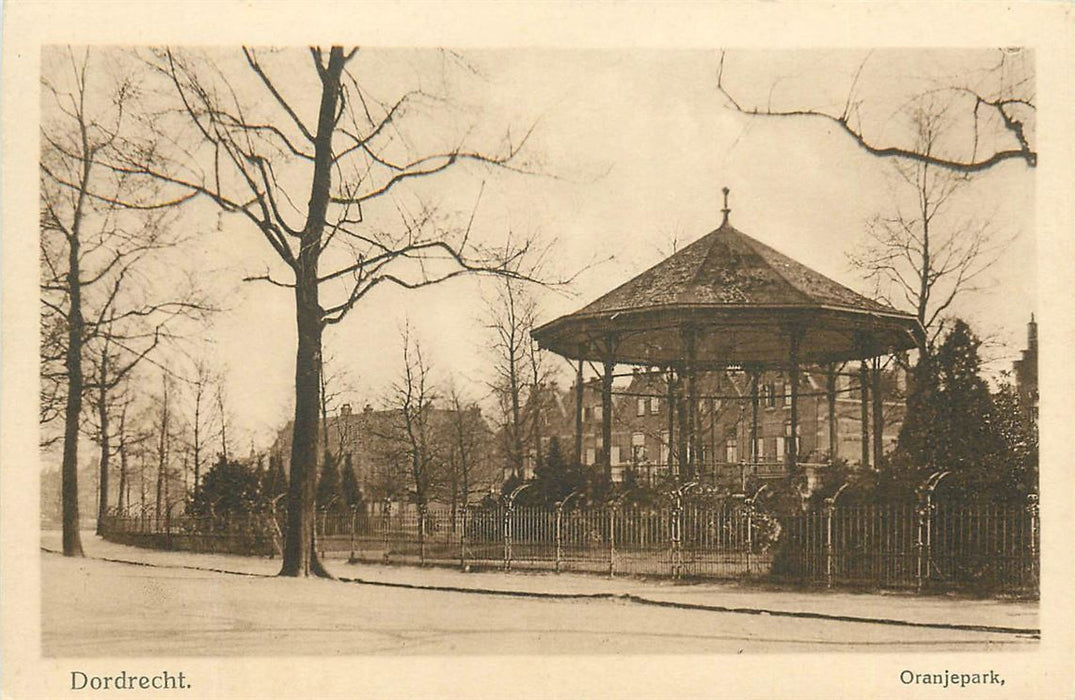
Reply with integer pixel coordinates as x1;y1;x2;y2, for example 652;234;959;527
4;2;1074;698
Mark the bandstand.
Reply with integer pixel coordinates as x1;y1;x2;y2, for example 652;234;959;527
531;190;924;488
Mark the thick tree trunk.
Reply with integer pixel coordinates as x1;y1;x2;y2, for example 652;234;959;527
61;234;85;557
95;357;110;534
155;377;169;529
117;404;129;514
279;47;346;578
281;284;326;576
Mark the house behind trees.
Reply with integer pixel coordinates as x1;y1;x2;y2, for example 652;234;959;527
517;366;906;491
1013;315;1039;421
269;402;498;510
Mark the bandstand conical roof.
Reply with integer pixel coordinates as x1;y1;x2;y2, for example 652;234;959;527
532;218;922;368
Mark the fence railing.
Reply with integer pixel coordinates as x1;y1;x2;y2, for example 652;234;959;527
100;492;1039;595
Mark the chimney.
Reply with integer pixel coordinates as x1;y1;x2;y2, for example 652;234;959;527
363;403;374;414
1028;313;1037;353
340;403;352;417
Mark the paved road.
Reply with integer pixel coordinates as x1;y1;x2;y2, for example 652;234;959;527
42;552;1034;656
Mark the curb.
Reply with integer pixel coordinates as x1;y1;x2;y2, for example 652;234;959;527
45;546;1040;637
333;574;1039;637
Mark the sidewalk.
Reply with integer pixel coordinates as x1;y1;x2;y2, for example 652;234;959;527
42;531;1039;635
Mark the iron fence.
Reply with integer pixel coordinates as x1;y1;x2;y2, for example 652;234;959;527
100;492;1039;595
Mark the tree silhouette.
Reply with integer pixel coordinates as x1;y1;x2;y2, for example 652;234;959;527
100;46;539;577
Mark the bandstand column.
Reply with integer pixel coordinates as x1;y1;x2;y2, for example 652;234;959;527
675;369;688;482
860;359;870;470
575;354;584;468
749;366;760;464
684;329;699;481
826;363;838;461
872;357;884;468
666;368;677;479
788;327;802;472
601;337;616;483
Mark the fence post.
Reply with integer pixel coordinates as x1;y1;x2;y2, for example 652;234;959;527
744;502;753;576
165;503;173;550
503;505;513;571
382;499;392;564
671;499;682;579
459;505;468;571
349;504;358;562
915;471;948;593
824;497;836;588
555;504;564;574
418;503;427;566
608;505;616;577
915;489;938;593
501;484;532;573
1027;493;1039;588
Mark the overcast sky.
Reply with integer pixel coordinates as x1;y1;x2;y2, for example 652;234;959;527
59;47;1035;449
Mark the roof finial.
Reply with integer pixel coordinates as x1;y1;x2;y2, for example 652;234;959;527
721;186;731;226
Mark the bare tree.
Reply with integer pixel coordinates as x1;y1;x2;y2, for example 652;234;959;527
170;356;228;503
485;277;544;481
386;326;441;510
98;46;538;577
524;324;556;472
320;350;356;455
214;379;231;465
113;384;142;515
848;103;1005;356
153;372;173;527
185;358;218;498
40;48;206;556
442;381;494;519
716;49;1035;174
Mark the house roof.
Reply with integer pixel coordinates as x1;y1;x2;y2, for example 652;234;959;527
533;219;921;367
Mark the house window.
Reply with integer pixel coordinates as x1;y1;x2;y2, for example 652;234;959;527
776;436;785;458
594;405;603;421
782;383;792;407
637;398;646;417
725;438;738;463
650;397;660;414
754;438;764;461
631;433;646;462
660;431;669;466
763;383;776;408
585;448;596;466
611;446;621;465
784;422;801;453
